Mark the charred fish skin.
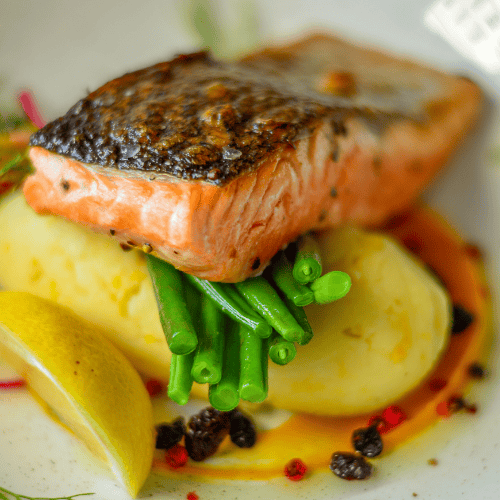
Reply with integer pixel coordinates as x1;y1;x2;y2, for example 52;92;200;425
29;48;415;186
29;52;337;185
25;34;482;282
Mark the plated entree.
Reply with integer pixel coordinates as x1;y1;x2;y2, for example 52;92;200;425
0;31;488;497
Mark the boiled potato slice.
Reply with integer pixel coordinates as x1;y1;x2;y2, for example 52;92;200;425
0;192;172;381
266;227;451;415
0;192;450;415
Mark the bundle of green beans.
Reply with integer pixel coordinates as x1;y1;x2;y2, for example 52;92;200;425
146;235;351;411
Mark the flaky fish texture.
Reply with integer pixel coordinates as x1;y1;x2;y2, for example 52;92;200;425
25;33;482;282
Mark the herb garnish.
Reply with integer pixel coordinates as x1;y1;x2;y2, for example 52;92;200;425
0;109;35;198
0;150;33;190
0;486;93;500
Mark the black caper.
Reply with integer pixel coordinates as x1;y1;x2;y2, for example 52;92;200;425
330;452;372;480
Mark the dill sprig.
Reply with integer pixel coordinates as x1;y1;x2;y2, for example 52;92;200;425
0;486;94;500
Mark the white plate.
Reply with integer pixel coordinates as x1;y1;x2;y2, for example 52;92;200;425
1;1;500;499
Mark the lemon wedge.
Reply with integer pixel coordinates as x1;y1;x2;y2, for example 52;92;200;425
0;291;155;497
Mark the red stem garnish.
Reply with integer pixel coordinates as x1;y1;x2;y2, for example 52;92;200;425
187;493;199;500
0;379;26;389
18;90;45;128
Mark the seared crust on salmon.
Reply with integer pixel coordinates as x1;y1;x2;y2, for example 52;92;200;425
24;33;482;282
28;51;402;185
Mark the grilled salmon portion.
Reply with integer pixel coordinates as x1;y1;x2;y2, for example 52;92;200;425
24;34;482;282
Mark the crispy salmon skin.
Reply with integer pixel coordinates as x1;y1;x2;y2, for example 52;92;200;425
24;33;482;282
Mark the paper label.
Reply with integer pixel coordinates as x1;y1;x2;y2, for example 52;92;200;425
425;0;500;73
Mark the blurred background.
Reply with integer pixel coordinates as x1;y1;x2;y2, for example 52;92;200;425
2;0;499;119
2;0;499;263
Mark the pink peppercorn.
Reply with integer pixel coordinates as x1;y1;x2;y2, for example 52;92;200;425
368;405;407;434
284;458;307;481
436;401;451;418
428;378;447;392
166;444;189;468
145;378;164;397
382;405;407;427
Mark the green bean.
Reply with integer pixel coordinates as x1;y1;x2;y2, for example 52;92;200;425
191;295;226;384
280;294;314;345
239;324;268;402
310;271;351;305
168;352;195;405
261;336;269;399
271;252;314;306
235;277;305;343
208;320;240;411
268;331;297;365
183;278;202;328
225;285;265;323
293;234;323;284
146;254;198;355
185;274;271;338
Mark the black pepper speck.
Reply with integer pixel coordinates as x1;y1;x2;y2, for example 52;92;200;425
468;362;486;379
452;304;475;334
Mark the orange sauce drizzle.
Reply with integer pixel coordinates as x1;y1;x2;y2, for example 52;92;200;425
153;204;490;480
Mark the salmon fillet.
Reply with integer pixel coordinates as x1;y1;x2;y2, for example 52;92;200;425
24;34;482;282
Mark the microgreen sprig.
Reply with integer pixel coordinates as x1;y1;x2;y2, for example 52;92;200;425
0;486;93;500
0;150;34;198
0;113;25;134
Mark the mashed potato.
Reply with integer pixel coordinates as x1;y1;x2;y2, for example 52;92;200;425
0;192;450;415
